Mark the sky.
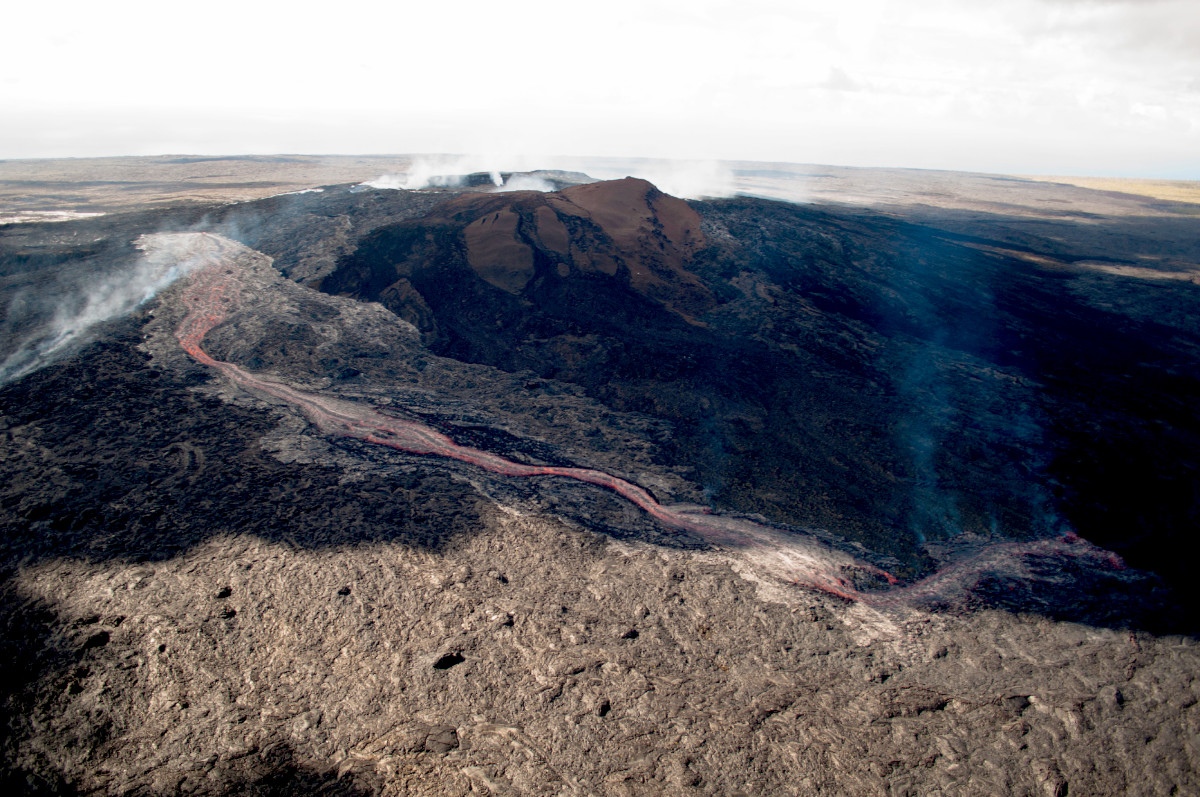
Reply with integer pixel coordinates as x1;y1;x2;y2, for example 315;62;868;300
3;0;1198;178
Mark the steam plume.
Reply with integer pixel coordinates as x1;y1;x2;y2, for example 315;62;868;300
0;235;209;386
363;154;516;191
579;158;736;199
495;174;557;192
361;154;737;200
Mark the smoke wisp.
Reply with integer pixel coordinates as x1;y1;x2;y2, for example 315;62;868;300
0;234;210;386
495;174;557;192
362;154;513;191
360;154;737;200
571;158;737;199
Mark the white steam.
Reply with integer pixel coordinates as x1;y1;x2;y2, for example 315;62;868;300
568;158;736;200
360;173;409;190
0;234;210;386
624;161;735;199
495;174;557;192
362;154;517;191
361;154;737;200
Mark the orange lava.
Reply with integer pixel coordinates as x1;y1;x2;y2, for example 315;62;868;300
170;232;1126;609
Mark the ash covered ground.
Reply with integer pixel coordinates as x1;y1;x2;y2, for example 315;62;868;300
1;156;1199;795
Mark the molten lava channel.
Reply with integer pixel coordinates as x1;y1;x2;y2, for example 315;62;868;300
168;232;1123;609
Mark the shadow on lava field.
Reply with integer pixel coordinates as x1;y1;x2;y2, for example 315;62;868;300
0;322;1191;640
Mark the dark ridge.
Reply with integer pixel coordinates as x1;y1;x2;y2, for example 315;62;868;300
314;186;1200;617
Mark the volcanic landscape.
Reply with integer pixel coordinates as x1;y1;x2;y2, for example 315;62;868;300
1;155;1198;795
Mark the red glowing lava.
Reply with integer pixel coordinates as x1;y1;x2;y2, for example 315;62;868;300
167;232;1124;609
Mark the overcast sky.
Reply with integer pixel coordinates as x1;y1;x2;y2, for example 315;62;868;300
3;0;1198;177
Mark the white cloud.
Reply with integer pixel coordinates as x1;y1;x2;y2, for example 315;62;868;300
1;0;1197;176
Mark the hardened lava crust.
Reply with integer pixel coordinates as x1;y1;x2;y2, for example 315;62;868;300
1;161;1198;794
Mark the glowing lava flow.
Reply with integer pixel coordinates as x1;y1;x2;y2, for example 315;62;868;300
169;233;1124;608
